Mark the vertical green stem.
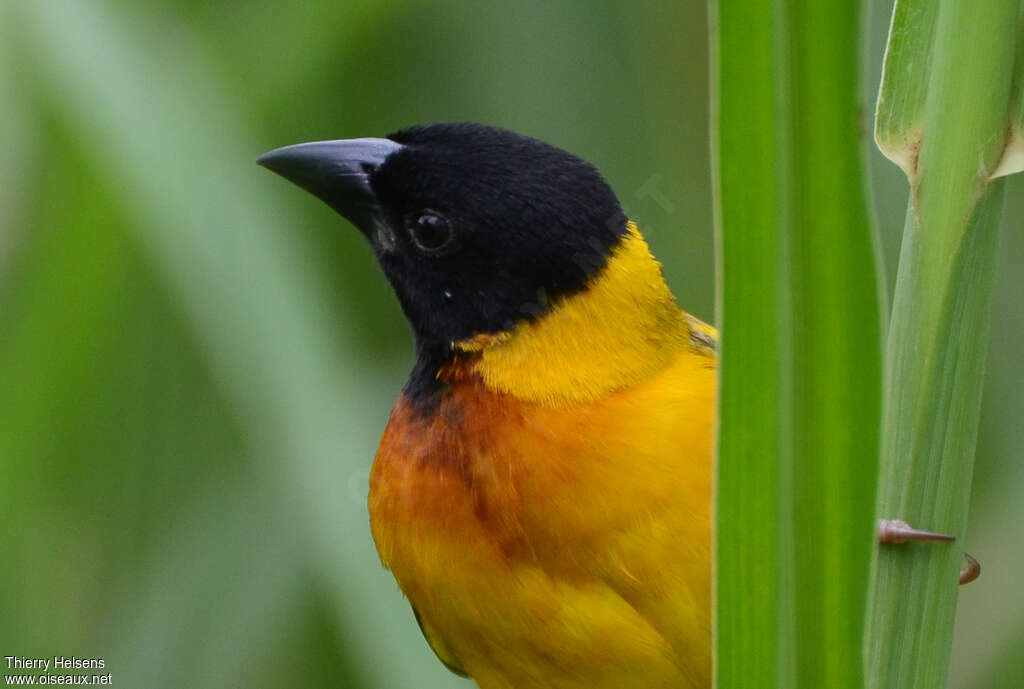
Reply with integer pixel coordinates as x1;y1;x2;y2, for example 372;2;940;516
868;184;1006;689
867;1;1021;687
712;1;784;684
713;1;882;687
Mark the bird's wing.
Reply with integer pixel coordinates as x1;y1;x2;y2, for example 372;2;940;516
413;604;469;677
684;313;718;356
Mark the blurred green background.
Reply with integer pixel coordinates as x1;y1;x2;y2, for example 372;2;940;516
0;1;1020;687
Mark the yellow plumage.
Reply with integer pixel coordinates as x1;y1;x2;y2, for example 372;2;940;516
370;224;714;688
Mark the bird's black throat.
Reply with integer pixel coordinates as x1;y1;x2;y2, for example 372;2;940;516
260;122;630;413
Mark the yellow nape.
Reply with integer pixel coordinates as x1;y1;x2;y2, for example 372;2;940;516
455;222;706;405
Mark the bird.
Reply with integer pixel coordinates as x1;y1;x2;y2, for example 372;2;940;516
258;122;715;689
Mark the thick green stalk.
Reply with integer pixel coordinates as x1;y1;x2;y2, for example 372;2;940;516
867;1;1022;688
712;1;882;687
994;10;1024;178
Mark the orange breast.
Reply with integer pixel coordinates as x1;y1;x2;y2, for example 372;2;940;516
368;350;714;689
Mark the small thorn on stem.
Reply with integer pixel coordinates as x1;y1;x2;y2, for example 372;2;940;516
878;520;978;586
959;552;981;585
878;518;956;544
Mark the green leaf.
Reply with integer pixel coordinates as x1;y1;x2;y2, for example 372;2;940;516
873;0;940;179
712;1;883;687
993;10;1024;178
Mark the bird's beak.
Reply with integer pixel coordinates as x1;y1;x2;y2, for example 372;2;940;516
257;138;405;246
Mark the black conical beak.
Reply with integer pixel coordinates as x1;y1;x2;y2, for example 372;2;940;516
257;138;404;243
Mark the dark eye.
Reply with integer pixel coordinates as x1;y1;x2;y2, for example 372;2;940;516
407;211;453;252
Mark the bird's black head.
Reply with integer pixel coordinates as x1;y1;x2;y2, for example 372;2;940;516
258;122;627;355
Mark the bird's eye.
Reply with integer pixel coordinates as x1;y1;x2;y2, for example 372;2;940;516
407;212;453;253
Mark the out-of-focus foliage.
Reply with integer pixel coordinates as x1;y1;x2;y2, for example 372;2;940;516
0;1;1018;688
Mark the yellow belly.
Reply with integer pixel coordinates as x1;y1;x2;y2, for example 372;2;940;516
369;348;713;689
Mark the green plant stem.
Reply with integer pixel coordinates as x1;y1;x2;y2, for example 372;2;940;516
994;10;1024;178
712;1;882;687
866;1;1021;687
867;184;1006;689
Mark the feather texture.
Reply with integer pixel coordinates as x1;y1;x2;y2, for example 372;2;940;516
369;226;714;688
